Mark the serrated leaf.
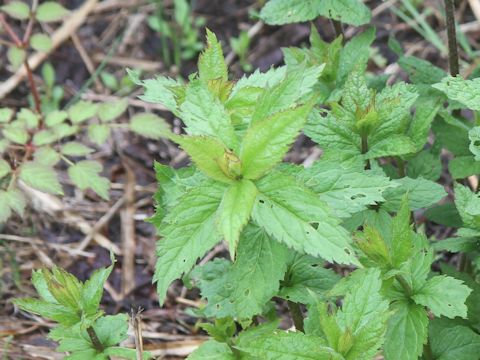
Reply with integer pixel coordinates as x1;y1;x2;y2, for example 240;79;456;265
30;33;53;51
216;179;257;257
241;104;312;179
0;191;12;222
260;0;371;26
20;162;63;194
412;275;472;319
179;80;237;150
36;1;69;22
68;101;98;123
468;126;480;160
17;108;39;129
454;183;480;229
1;1;30;19
0;140;9;154
61;142;94;156
34;147;60;166
129;113;170;139
45;110;68;127
97;99;128;122
384;301;428;360
198;29;227;82
449;155;480;179
32;129;57;146
193;225;289;319
432;113;471;156
68;161;110;200
187;340;235;360
231;66;286;95
429;318;480;360
154;183;224;304
5;188;26;216
382;177;447;211
0;108;14;123
0;159;10;179
88;124;110;145
279;255;340;304
366;134;416;159
252;172;358;266
407;150;442;181
82;263;113;316
7;47;26;70
13;297;80;325
433;76;480;110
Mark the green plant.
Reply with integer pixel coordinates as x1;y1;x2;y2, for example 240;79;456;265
230;31;252;72
0;1;169;224
13;256;151;359
12;1;480;359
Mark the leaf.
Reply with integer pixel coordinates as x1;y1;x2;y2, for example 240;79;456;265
279;255;340;304
129;113;170;139
5;188;26;216
412;275;472;319
454;183;480;229
0;191;12;222
407;98;442;151
45;110;68;127
433;76;480;110
236;330;342;360
175;135;237;183
32;129;57;146
432;113;471;156
429;318;480;360
216;179;258;257
231;66;286;96
187;340;235;360
0;159;10;179
365;134;416;159
468;126;480;160
68;161;110;200
198;29;227;82
154;183;225;304
424;203;462;228
260;0;371;26
30;33;53;51
398;56;447;85
68;101;98;124
36;2;70;22
179;80;237;150
0;108;14;123
13;298;79;325
88;124;110;145
193;225;289;319
407;150;442;181
1;1;30;19
20;161;63;195
390;196;415;267
82;263;113;316
240;104;312;179
250;65;323;123
252;172;358;266
299;160;395;218
449;156;480;179
382;177;447;211
383;301;428;360
34;147;60;166
97;99;128;122
7;47;26;70
61;142;94;156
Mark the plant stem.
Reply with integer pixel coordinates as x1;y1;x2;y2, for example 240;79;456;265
287;300;304;332
444;0;459;77
361;135;371;170
395;274;413;297
24;60;42;115
397;157;406;178
86;326;104;353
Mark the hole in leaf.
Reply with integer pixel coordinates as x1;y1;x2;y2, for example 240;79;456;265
474;140;480;147
244;289;250;296
344;248;351;255
351;193;366;200
310;222;319;230
259;199;265;204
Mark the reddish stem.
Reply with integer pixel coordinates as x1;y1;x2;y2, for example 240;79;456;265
0;14;22;47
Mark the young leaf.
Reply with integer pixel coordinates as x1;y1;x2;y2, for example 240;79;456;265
252;172;358;266
20;161;63;195
30;33;53;52
88;124;110;145
454;183;480;229
68;101;98;124
5;188;26;216
0;108;14;123
187;340;235;360
0;159;10;179
1;1;30;20
129;113;170;139
68;161;110;200
216;179;258;257
35;2;70;22
179;80;237;150
154;183;225;304
240;104;312;179
32;130;57;146
412;275;472;319
45;110;68;127
449;156;480;179
34;147;61;166
175;135;237;183
7;47;26;70
260;0;371;26
98;99;129;122
468;126;480;160
198;29;228;82
384;301;429;360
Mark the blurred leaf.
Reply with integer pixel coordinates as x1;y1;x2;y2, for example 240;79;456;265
1;1;30;20
17;108;39;129
68;101;98;124
88;124;110;145
35;2;69;22
0;191;12;222
100;71;119;91
0;108;14;123
30;33;53;52
68;160;110;200
45;110;68;127
0;159;11;179
34;147;60;166
42;62;56;88
2;123;28;144
20;161;63;195
129;113;170;139
98;99;128;122
32;130;57;146
61;142;94;156
5;188;26;216
7;47;26;70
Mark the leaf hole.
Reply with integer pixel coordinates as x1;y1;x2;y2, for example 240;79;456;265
244;289;250;296
344;248;351;255
310;222;319;230
259;199;265;204
351;193;366;200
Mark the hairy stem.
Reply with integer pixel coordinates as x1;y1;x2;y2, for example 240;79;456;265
24;60;42;115
361;135;371;170
87;326;109;358
444;0;459;76
287;300;305;332
423;340;434;360
395;274;413;297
